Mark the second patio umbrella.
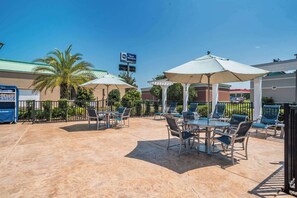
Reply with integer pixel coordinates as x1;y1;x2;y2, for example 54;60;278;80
164;53;269;118
80;73;134;109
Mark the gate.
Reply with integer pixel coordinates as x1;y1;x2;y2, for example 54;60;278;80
283;104;297;195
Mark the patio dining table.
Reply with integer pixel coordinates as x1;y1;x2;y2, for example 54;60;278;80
98;111;116;128
186;119;230;155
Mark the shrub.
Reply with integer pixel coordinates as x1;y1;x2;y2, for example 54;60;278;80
153;101;159;113
35;110;44;119
58;99;68;119
26;100;34;119
42;100;52;121
121;90;141;116
113;102;122;111
135;100;142;116
74;88;95;107
262;97;274;105
121;89;141;108
176;105;183;114
145;101;151;115
108;89;121;106
198;105;208;117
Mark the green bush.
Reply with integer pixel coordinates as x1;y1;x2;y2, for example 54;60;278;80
67;106;76;117
121;89;141;108
153;101;159;113
108;89;121;106
176;105;183;114
25;100;34;119
145;101;151;115
59;99;68;119
35;110;44;119
135;100;142;116
42;100;52;121
122;90;141;116
262;97;274;105
113;102;122;111
74;88;95;107
198;105;208;117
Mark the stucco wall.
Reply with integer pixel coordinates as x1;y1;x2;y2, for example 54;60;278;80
0;71;60;101
250;73;296;103
0;71;126;101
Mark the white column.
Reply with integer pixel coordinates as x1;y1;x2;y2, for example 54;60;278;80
212;84;219;114
161;85;169;113
182;83;190;112
253;77;262;120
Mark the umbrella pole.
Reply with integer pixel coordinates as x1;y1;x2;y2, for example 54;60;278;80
207;74;211;119
106;85;109;111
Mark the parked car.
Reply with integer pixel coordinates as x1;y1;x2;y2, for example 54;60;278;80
230;97;245;104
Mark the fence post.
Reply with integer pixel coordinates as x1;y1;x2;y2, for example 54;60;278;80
66;101;69;122
49;101;52;122
32;100;36;124
142;100;145;117
96;99;99;112
283;103;290;194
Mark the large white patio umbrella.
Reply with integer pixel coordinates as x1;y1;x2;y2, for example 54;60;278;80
80;73;134;108
164;53;269;117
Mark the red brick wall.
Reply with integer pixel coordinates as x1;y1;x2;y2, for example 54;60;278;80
195;87;230;102
141;90;157;100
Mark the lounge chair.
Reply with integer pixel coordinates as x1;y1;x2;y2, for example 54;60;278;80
212;103;226;119
182;102;199;121
87;107;106;130
114;108;131;127
214;121;253;164
200;103;226;120
252;105;280;139
154;102;178;119
165;115;199;156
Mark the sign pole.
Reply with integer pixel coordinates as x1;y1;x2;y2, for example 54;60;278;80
127;62;130;77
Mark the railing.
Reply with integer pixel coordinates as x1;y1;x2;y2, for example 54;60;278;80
18;100;286;123
18;99;162;123
283;104;297;195
18;100;107;123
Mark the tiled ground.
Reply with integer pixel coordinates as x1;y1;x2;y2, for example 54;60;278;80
0;118;291;197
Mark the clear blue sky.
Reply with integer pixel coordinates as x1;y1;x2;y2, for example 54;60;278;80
1;0;297;89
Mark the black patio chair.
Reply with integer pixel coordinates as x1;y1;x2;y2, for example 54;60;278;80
213;121;253;164
182;102;199;121
87;107;106;130
114;108;131;127
165;116;199;156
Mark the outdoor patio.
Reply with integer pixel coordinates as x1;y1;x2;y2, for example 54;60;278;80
0;118;289;197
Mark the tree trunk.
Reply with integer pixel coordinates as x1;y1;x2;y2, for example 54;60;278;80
60;83;69;99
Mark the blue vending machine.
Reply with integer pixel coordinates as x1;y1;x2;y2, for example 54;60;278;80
0;85;19;123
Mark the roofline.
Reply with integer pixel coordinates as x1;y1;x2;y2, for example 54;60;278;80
93;68;107;73
0;58;48;66
0;58;108;73
0;69;43;75
252;58;297;67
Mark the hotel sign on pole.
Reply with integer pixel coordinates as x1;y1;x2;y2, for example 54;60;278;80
120;52;137;64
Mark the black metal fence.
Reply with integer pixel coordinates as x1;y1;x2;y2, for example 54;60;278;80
18;100;162;123
283;104;297;195
18;100;286;123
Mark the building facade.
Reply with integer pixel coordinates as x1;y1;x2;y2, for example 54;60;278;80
251;58;297;103
0;59;125;101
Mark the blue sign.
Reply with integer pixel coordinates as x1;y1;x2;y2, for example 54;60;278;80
120;52;136;64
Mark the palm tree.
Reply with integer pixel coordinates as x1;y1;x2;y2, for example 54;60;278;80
32;45;95;99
